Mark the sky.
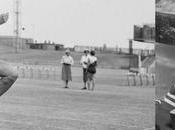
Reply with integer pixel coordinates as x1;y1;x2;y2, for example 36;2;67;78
0;0;155;48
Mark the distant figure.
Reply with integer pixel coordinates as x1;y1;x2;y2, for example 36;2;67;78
80;49;89;90
87;50;97;91
61;49;74;88
0;60;18;96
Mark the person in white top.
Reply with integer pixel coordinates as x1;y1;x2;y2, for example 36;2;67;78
87;50;97;91
80;49;90;90
61;49;74;88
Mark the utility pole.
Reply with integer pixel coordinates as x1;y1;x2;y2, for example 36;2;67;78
14;0;21;53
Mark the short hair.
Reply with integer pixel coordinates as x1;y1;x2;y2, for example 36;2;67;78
90;50;95;56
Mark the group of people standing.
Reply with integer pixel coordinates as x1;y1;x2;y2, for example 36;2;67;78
61;49;97;90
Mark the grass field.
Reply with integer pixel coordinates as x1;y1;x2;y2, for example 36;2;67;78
0;76;155;130
0;45;130;69
0;45;155;130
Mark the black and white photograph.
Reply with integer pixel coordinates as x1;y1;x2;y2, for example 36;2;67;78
0;0;155;130
156;0;175;129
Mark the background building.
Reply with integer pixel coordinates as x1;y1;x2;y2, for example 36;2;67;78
129;23;155;72
156;0;175;45
0;35;65;51
134;24;155;43
0;35;33;49
28;43;64;51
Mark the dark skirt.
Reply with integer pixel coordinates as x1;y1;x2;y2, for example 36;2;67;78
83;68;88;82
62;64;72;81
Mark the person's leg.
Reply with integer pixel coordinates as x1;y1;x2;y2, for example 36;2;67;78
87;79;90;90
65;80;69;88
82;82;86;89
87;73;91;90
91;79;95;91
82;69;87;89
0;61;18;96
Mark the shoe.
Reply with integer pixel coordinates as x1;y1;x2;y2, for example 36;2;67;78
64;86;69;88
81;87;87;90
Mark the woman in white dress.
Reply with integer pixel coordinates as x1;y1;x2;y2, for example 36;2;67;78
61;49;74;88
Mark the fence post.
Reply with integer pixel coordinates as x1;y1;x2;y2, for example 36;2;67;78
133;73;136;86
127;73;130;86
22;67;25;78
152;74;155;86
38;68;41;79
53;67;56;81
46;68;49;80
30;67;33;79
146;74;149;86
42;66;45;80
139;74;143;86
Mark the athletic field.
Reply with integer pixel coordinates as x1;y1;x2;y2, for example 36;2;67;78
0;67;154;130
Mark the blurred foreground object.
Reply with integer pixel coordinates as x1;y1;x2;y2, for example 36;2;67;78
0;60;18;96
156;84;175;130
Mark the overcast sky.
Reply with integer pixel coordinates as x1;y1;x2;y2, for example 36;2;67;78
0;0;155;47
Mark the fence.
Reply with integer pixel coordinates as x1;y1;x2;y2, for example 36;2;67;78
127;72;155;86
14;64;155;87
15;65;60;81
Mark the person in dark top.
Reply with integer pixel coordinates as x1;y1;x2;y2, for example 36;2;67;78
87;50;97;91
